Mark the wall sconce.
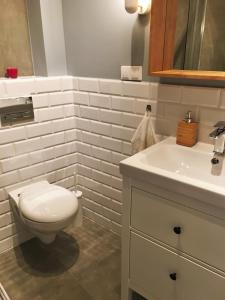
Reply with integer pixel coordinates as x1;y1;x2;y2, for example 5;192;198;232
137;0;151;15
125;0;151;15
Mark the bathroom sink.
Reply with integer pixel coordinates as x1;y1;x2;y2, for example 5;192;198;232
120;137;225;209
139;138;222;185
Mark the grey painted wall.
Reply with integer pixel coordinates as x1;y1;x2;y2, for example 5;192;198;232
27;0;67;76
62;0;151;80
59;0;225;88
40;0;67;76
27;0;47;76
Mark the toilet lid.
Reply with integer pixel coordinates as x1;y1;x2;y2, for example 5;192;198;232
19;184;78;223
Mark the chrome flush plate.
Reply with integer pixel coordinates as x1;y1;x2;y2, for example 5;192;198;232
0;96;34;126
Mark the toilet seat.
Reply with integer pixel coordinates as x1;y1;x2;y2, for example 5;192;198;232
8;180;82;244
19;182;78;223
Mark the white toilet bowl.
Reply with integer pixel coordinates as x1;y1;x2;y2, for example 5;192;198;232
9;181;79;244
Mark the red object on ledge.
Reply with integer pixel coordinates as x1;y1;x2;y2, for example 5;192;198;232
5;67;18;79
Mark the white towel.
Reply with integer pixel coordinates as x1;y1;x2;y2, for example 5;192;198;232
131;111;156;154
0;283;10;300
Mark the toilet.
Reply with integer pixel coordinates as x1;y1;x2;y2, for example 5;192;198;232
9;181;79;244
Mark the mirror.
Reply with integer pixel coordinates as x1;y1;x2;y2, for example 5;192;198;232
0;0;33;77
149;0;225;81
174;0;225;71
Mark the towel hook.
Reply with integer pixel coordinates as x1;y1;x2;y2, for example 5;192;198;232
146;105;152;112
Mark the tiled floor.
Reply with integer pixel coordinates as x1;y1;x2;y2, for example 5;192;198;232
0;219;121;300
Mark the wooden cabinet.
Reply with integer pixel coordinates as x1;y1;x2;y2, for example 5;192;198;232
121;178;225;300
131;188;225;273
130;233;225;300
149;0;225;81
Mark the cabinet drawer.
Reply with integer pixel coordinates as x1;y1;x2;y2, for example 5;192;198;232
131;188;225;272
130;233;225;300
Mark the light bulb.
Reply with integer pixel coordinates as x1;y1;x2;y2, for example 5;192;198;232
137;0;151;15
125;0;138;14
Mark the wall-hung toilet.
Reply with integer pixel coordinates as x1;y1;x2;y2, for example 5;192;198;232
9;181;80;244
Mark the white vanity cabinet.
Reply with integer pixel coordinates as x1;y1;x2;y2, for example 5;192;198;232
121;177;225;300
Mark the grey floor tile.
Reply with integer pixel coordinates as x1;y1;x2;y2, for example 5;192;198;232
0;218;121;300
77;251;121;300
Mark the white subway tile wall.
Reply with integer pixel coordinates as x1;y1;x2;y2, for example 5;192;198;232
0;77;77;253
0;75;224;253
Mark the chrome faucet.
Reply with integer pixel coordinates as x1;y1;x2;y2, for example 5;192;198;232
209;121;225;154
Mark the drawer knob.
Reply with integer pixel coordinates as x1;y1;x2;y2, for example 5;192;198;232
169;273;177;281
173;226;182;235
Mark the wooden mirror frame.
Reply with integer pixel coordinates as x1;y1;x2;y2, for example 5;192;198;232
149;0;225;81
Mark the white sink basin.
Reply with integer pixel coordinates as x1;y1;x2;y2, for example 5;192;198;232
140;138;225;186
120;137;225;209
